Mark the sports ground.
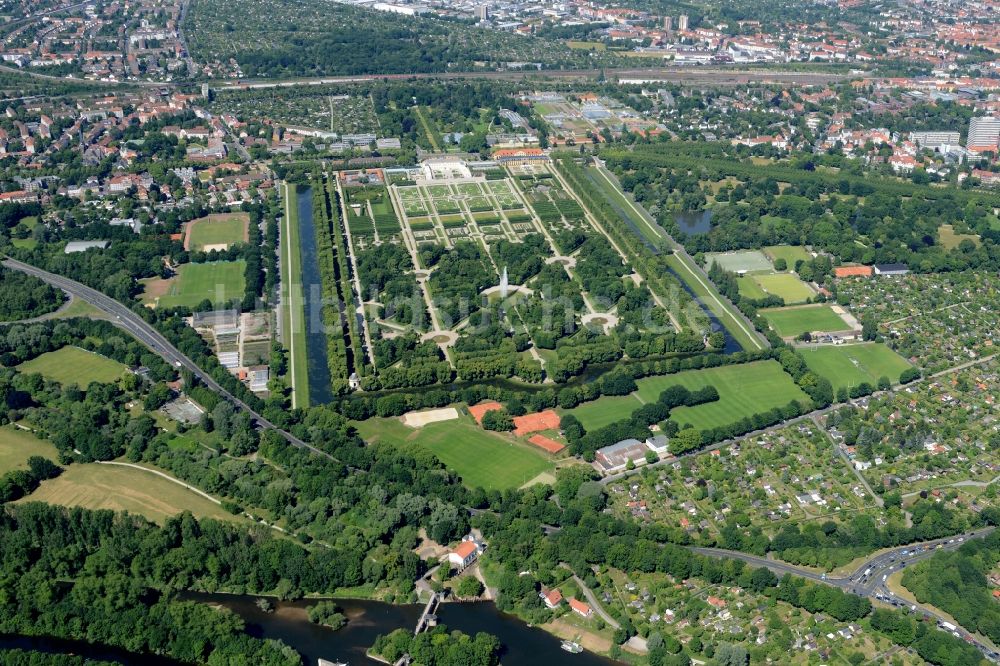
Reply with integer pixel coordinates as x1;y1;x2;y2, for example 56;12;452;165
641;360;810;432
185;213;249;251
764;245;812;267
762;304;853;338
152;261;246;309
801;343;912;391
568;360;810;433
354;415;554;490
16;346;127;386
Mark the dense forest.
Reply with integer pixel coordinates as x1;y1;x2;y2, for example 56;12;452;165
602;142;1000;273
0;266;64;322
902;530;1000;646
0;504;313;665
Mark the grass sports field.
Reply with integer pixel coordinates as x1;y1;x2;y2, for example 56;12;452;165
705;250;773;273
155;261;246;309
186;213;249;251
637;360;810;432
567;395;643;431
764;245;812;267
17;346;127;385
751;273;816;303
19;463;239;524
802;343;912;391
762;304;852;337
355;416;554;490
0;426;58;474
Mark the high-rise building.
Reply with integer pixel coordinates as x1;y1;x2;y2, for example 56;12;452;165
968;116;1000;150
677;14;689;30
663;16;672;32
475;4;488;20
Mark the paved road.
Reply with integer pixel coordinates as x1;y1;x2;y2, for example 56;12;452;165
693;527;999;661
2;257;338;463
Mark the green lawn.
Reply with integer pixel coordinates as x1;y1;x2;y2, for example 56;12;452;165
281;183;309;408
762;304;852;337
10;238;37;250
157;261;246;309
764;245;812;267
737;276;768;301
17;346;128;386
0;425;59;474
801;343;912;391
566;394;643;431
636;360;810;432
752;273;816;304
187;214;248;250
937;224;979;250
354;416;554;490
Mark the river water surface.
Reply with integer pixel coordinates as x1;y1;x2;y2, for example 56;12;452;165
181;592;620;666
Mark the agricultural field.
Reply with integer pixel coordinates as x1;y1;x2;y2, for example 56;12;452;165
18;463;240;524
0;426;59;474
16;346;128;386
638;360;811;432
801;343;912;391
145;261;246;309
354;415;555;491
761;304;854;338
836;272;999;373
185;213;249;251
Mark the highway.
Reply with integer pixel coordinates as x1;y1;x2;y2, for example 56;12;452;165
1;257;338;463
693;527;999;661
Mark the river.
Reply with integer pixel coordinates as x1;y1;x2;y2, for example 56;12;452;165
180;593;621;666
296;186;335;405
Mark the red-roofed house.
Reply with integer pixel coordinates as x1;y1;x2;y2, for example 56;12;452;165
448;537;485;571
569;598;593;618
540;588;563;609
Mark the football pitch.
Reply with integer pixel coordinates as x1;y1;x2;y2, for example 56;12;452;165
751;273;816;303
186;213;249;251
637;360;810;432
354;416;554;490
156;261;246;309
762;304;852;337
801;343;912;390
17;346;128;386
567;394;643;431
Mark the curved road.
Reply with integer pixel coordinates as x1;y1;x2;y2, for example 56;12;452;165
692;527;999;661
2;257;337;463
